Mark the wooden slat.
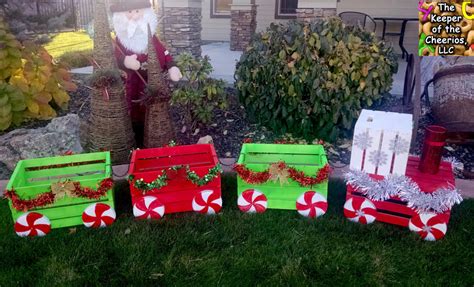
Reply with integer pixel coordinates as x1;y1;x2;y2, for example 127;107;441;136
23;173;106;187
131;145;217;173
24;163;106;181
241;143;326;155
20;152;108;168
130;169;221;195
14;177;109;197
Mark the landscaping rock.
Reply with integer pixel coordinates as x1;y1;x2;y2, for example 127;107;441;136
197;135;213;144
0;114;83;174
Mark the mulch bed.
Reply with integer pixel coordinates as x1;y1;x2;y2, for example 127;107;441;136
0;76;472;180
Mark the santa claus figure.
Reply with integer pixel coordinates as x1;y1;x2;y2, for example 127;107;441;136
110;0;182;143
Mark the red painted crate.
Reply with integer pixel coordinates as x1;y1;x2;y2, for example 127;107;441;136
345;156;458;241
128;144;222;219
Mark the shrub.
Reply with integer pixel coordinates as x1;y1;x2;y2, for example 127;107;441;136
235;18;398;141
58;50;93;68
171;53;228;126
0;18;76;131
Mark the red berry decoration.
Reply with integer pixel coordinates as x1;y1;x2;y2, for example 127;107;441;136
14;212;51;237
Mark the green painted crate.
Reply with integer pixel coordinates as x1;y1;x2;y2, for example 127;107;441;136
236;144;329;214
6;152;114;233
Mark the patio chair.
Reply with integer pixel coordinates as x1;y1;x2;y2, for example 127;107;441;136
338;11;376;33
403;54;416;107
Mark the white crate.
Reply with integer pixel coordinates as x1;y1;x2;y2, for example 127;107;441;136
350;109;413;176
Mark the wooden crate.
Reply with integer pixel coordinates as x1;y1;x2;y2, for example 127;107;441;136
236;144;329;216
345;156;456;240
6;152;115;236
128;144;222;217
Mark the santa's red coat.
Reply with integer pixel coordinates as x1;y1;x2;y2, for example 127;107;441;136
114;36;173;122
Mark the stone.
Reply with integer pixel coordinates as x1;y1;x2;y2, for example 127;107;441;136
197;135;214;145
296;8;337;22
0;146;20;171
161;7;202;58
230;5;257;51
0;114;84;174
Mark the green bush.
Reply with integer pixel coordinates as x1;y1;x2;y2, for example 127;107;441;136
0;18;76;131
235;18;398;141
171;53;228;126
58;50;93;68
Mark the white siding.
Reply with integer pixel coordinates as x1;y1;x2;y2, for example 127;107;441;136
255;0;291;32
201;0;231;41
337;0;418;55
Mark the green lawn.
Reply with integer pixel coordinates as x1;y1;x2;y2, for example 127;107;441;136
0;175;473;286
43;31;93;59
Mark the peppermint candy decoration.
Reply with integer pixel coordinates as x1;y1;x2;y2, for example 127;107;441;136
192;190;222;215
296;191;328;218
14;212;51;237
409;212;447;241
82;203;116;228
133;196;165;220
344;197;377;224
238;189;268;213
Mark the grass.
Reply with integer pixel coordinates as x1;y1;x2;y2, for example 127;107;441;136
43;31;93;59
0;175;473;286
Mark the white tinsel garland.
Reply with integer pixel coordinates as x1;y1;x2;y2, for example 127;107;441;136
345;171;463;213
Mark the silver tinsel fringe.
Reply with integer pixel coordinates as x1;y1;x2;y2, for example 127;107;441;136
345;171;463;213
442;156;464;177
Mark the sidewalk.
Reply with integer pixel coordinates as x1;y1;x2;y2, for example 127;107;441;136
70;42;405;97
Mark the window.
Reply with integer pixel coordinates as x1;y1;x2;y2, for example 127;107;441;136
211;0;232;18
276;0;298;18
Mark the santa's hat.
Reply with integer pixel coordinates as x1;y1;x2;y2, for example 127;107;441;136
110;0;152;13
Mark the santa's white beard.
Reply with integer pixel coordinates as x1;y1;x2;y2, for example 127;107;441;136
112;8;158;54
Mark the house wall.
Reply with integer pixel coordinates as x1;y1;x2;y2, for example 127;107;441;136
201;0;293;41
255;0;291;32
337;0;418;55
201;0;231;41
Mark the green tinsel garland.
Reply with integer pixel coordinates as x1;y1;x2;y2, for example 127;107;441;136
129;164;222;192
129;170;169;192
185;164;222;187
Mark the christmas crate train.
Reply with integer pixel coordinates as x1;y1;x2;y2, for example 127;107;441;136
234;144;330;217
128;144;222;219
344;156;462;241
5;152;116;237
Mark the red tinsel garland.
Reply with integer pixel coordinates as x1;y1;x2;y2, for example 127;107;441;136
72;178;114;199
287;164;331;187
4;178;114;211
233;164;270;184
4;190;55;212
234;162;331;187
